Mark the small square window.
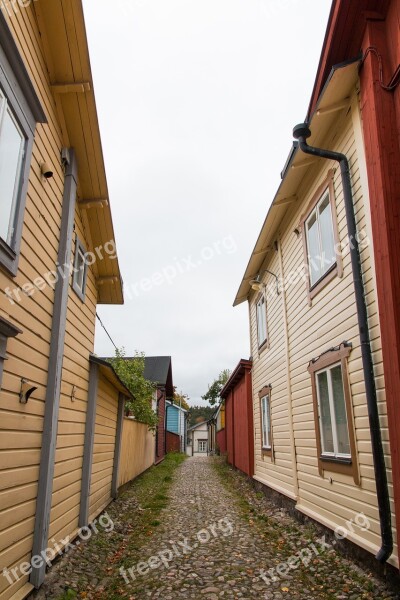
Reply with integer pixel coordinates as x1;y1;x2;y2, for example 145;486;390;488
256;295;268;348
72;238;88;301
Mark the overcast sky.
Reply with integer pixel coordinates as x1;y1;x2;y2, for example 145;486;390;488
83;0;332;405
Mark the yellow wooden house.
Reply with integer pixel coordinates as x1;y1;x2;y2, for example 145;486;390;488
0;2;133;599
235;59;398;569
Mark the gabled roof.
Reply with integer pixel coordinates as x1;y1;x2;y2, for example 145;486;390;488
234;58;361;306
122;356;174;397
220;359;252;397
166;400;188;414
188;420;208;431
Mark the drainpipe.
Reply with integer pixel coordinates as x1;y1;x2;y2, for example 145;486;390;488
292;123;392;563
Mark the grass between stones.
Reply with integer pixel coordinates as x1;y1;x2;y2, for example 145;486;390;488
54;452;186;600
211;456;397;600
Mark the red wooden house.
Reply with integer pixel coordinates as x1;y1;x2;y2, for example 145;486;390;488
143;356;173;464
220;360;254;477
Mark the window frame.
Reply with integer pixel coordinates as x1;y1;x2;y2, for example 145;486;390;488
72;237;88;302
256;293;268;350
308;343;359;484
0;315;22;391
198;439;207;453
259;385;273;457
298;170;343;305
0;12;46;276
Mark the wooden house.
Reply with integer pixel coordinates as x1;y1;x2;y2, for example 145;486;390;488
142;356;173;464
0;2;128;598
234;45;398;570
220;360;254;477
166;400;187;453
186;421;209;456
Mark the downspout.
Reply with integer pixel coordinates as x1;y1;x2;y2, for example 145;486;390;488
293;123;393;563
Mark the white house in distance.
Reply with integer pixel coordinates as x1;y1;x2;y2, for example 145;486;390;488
187;421;209;456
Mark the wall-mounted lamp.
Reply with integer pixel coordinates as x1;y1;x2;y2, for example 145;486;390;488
249;270;280;295
19;378;38;404
41;162;54;179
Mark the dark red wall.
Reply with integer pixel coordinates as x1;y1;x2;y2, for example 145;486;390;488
359;2;400;557
223;361;253;477
166;431;180;453
216;429;226;454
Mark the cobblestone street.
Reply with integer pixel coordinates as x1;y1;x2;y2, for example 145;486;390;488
32;456;398;600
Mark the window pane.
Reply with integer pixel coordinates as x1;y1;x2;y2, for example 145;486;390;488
257;298;267;345
75;249;85;291
317;371;334;453
331;365;350;455
262;396;270;448
306;211;322;285
319;195;336;273
0;106;24;245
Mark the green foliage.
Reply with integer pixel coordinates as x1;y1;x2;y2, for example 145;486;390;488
201;368;231;406
172;387;190;411
188;405;215;427
108;348;158;430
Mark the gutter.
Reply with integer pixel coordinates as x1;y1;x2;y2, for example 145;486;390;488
293;123;393;563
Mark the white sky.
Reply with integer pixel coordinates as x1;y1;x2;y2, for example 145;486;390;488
84;0;332;405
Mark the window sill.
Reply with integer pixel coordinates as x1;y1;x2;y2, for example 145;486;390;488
0;238;18;277
258;339;269;354
262;447;272;457
320;455;352;465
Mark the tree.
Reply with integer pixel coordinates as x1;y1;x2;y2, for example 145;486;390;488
188;405;215;427
108;348;158;430
172;387;190;411
201;369;231;406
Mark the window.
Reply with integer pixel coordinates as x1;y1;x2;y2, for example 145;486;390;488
298;170;342;303
316;363;350;458
308;343;359;484
305;191;336;287
259;385;273;457
0;13;46;275
256;295;268;348
72;238;88;301
198;440;207;453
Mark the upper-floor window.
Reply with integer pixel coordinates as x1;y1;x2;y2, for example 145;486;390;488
0;13;46;275
256;295;268;348
72;238;88;301
305;190;336;286
299;170;343;303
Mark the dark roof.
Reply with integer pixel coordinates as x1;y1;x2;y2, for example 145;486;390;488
141;356;172;386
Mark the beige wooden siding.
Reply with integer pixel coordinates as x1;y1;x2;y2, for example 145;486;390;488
118;419;155;487
249;91;397;567
0;6;67;599
88;375;118;523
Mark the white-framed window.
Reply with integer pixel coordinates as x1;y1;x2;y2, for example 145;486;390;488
305;190;336;287
261;394;271;449
198;440;207;453
315;362;351;458
256;295;267;347
0;89;25;247
72;237;88;301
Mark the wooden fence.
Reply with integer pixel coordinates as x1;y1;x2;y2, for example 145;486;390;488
118;418;155;487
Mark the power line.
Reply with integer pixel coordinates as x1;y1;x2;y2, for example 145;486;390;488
96;312;118;350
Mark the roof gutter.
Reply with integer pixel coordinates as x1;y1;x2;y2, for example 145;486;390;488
293;123;393;564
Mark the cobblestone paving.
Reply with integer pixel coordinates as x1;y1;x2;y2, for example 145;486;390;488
31;456;399;600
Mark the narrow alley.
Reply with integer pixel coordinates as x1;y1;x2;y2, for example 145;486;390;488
32;456;398;600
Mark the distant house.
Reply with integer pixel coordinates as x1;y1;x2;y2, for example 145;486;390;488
166;400;188;453
220;360;254;477
143;356;174;464
187;421;209;456
215;402;227;454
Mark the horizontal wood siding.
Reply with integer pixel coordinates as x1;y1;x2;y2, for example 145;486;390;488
88;375;118;523
118;419;155;487
0;6;65;599
249;93;398;565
